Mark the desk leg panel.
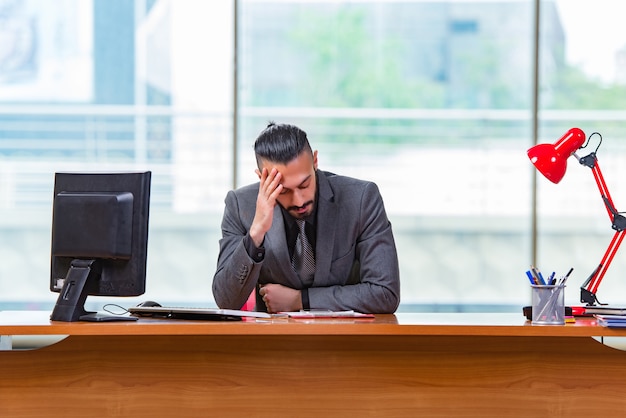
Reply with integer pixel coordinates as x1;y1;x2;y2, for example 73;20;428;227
0;334;625;417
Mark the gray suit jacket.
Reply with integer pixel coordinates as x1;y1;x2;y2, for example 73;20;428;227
212;170;400;313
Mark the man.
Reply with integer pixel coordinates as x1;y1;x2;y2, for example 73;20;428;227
212;122;400;313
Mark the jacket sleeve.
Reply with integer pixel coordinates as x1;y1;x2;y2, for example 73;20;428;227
308;182;401;313
212;190;262;309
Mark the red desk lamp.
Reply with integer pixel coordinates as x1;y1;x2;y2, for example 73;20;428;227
528;127;626;306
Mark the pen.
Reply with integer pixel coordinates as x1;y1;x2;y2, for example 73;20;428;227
560;267;574;285
548;271;556;285
537;269;546;285
530;266;545;285
526;270;537;285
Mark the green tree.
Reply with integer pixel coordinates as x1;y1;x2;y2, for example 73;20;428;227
547;66;626;109
290;6;445;109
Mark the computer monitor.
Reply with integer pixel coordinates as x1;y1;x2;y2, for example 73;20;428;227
49;171;151;322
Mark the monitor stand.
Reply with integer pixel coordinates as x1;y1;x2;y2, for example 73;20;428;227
50;259;136;322
79;312;137;322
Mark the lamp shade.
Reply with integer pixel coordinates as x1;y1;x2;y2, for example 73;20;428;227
527;127;586;184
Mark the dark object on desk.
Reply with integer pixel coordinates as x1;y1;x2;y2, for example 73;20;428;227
49;171;151;322
135;300;162;308
523;305;573;321
129;304;272;321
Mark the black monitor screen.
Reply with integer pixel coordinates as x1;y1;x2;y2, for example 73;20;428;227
52;191;134;260
49;171;151;322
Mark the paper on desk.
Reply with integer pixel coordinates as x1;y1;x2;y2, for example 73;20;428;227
595;314;626;328
279;310;375;319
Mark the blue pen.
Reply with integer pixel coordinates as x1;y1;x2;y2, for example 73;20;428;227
548;271;556;285
530;266;545;285
525;270;536;285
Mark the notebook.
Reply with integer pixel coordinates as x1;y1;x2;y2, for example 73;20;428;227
128;306;271;321
593;313;626;328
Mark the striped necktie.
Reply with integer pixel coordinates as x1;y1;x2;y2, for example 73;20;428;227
292;219;315;286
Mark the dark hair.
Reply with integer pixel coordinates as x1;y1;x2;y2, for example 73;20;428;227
254;122;312;166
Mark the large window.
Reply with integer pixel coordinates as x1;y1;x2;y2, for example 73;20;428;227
538;0;626;307
0;0;234;308
237;0;536;310
1;0;624;312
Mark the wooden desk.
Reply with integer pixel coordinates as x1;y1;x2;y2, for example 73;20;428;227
1;311;626;417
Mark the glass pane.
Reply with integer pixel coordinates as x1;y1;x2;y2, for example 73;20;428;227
538;0;626;307
238;0;534;311
0;0;233;309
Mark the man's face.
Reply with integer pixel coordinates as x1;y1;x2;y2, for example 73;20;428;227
259;150;318;219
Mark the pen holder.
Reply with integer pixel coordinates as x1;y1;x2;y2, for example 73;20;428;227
531;284;566;325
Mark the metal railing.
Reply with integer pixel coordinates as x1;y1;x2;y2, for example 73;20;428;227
2;105;626;214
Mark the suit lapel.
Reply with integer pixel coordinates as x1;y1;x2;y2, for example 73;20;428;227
313;172;337;287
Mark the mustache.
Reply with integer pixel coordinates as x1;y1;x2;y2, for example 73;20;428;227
287;200;313;212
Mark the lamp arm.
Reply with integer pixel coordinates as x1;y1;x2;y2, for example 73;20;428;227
581;230;626;305
579;156;626;305
578;153;619;221
590;160;619;221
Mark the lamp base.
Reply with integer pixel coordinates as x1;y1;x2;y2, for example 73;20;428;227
570;306;591;317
